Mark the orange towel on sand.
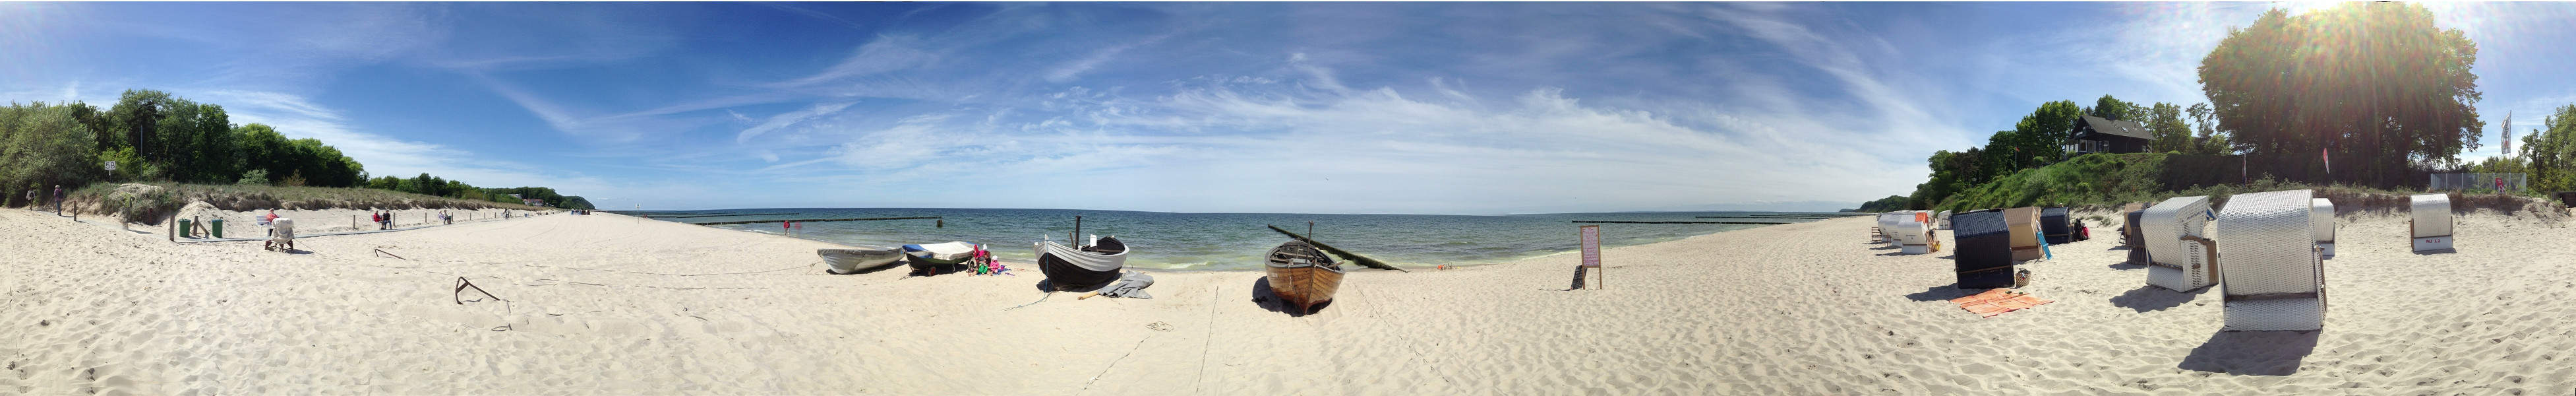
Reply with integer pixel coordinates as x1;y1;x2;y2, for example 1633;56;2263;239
1950;289;2053;317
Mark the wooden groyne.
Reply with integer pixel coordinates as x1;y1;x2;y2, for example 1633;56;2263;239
649;213;796;218
1266;224;1406;272
690;216;941;226
1575;220;1796;224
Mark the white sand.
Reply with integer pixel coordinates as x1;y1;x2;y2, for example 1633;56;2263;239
3;207;2571;394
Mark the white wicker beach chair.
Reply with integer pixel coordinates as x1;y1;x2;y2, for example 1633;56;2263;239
1879;212;1911;246
2410;193;2453;251
2217;189;2326;331
1936;211;1954;230
1893;212;1931;255
2311;198;2337;257
266;218;296;251
2141;195;2217;292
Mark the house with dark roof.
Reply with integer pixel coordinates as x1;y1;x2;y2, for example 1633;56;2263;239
2066;115;2151;155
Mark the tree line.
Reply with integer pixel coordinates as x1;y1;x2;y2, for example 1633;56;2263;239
3;88;593;209
1890;3;2491;211
1907;95;2232;210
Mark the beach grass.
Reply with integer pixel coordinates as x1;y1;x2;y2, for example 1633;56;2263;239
66;182;550;222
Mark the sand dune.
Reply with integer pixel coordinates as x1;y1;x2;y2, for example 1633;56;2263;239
3;207;2571;394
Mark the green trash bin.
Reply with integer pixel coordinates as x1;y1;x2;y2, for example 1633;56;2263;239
178;218;193;238
210;219;224;238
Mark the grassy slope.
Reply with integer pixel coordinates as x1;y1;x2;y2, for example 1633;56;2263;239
1935;153;2565;218
64;182;550;222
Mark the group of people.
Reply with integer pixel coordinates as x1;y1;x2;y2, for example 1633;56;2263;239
25;185;64;214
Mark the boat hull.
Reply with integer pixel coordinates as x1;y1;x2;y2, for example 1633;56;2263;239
1264;241;1346;314
818;248;902;274
901;242;980;274
1036;238;1127;291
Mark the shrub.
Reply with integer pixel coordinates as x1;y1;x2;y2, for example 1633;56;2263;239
236;169;270;186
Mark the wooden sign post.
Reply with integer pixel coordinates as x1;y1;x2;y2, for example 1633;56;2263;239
1580;225;1603;289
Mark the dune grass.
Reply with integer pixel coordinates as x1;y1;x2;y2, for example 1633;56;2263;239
66;182;550;223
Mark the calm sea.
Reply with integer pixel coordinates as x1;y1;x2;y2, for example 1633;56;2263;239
633;209;1842;271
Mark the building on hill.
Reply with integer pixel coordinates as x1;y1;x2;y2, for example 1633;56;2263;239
2066;115;2151;155
524;199;546;207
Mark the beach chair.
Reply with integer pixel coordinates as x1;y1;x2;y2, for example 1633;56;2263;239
2216;190;2327;331
2122;204;2147;264
1936;211;1954;230
2141;195;2217;292
2004;207;2042;261
264;218;295;251
1950;209;2014;288
2312;198;2337;257
2040;207;2074;244
1893;212;1931;255
1877;212;1909;246
2118;203;2146;248
2410;193;2453;251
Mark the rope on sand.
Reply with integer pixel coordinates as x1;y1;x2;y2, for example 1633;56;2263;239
1003;292;1055;311
1081;335;1153;392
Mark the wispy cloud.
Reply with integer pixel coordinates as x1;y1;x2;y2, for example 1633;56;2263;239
771;35;940;88
1044;34;1173;83
735;101;859;144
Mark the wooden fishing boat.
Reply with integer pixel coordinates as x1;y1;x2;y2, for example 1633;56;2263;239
818;248;903;274
1037;235;1127;290
1264;240;1345;314
903;242;979;273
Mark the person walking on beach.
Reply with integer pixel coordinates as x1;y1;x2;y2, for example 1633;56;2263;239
52;185;65;215
261;210;280;236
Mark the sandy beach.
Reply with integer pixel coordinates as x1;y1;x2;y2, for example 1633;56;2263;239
4;207;2573;394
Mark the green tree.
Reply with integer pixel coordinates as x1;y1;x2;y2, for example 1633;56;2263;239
2524;105;2576;192
154;100;241;183
98;146;148;182
0;103;105;201
108;89;177;162
235;123;292;185
2086;95;2145;121
2200;3;2482;187
2144;102;2193;152
2182;102;2232;154
2007;100;2084;168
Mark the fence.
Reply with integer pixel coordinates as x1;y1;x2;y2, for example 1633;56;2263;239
2428;173;2527;191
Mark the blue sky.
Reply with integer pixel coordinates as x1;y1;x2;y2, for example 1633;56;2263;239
5;2;2573;214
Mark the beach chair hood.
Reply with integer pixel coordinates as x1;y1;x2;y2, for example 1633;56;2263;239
2216;189;2327;331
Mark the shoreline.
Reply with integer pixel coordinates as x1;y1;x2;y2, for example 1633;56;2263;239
651;212;1795;272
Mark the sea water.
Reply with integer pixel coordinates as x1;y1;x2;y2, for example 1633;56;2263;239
642;209;1839;271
